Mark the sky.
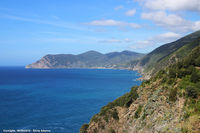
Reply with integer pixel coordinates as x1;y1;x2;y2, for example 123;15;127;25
0;0;200;66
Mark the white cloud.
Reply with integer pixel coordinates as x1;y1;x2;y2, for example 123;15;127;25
141;11;200;32
88;19;123;26
98;38;133;43
151;32;181;42
144;0;200;12
159;32;181;39
125;9;136;16
130;40;152;50
114;5;124;10
141;11;184;26
130;32;181;50
98;39;122;43
87;19;140;28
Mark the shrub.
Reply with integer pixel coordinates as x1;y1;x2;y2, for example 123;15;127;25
169;68;176;78
130;86;139;100
191;71;200;83
109;128;116;133
177;68;185;78
100;106;110;116
90;115;98;123
186;86;198;98
111;109;119;120
183;112;190;119
95;86;139;123
177;61;183;69
80;124;89;133
195;56;200;66
181;128;188;133
157;70;165;79
103;115;109;122
134;105;143;119
167;78;174;85
110;86;139;108
161;76;167;83
169;88;177;102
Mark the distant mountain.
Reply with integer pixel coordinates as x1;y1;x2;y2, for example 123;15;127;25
132;30;200;79
26;50;145;69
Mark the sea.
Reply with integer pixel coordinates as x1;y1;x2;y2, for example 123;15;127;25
0;67;141;133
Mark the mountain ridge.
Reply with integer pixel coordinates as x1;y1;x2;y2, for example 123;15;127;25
131;30;200;79
26;50;145;69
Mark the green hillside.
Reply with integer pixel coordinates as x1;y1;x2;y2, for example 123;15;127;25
81;45;200;133
134;30;200;78
26;50;144;69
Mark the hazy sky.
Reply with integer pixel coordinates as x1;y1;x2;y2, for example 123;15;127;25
0;0;200;65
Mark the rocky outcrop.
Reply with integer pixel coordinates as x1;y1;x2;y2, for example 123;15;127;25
85;84;188;133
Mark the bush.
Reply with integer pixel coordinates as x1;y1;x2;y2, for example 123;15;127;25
177;68;185;78
169;88;177;102
195;56;200;66
80;124;89;133
185;66;195;75
97;86;139;122
100;106;110;116
111;109;119;120
130;86;139;99
186;86;198;98
90;115;98;123
169;68;176;78
157;70;165;79
103;115;109;122
191;71;200;83
109;129;116;133
134;105;143;119
177;61;183;69
167;78;174;85
183;112;190;119
110;86;139;108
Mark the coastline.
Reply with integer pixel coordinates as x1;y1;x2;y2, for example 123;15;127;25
25;66;146;81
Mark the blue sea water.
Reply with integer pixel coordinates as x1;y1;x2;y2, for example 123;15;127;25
0;67;141;133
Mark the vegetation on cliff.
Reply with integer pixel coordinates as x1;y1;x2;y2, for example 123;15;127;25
80;36;200;132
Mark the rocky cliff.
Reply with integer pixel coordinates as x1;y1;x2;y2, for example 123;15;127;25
80;39;200;133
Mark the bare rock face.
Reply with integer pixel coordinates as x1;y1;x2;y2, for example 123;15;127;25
86;85;187;133
26;51;144;69
26;57;51;68
84;78;200;133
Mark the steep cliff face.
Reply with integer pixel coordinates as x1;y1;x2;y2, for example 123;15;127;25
26;51;144;69
80;46;200;133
